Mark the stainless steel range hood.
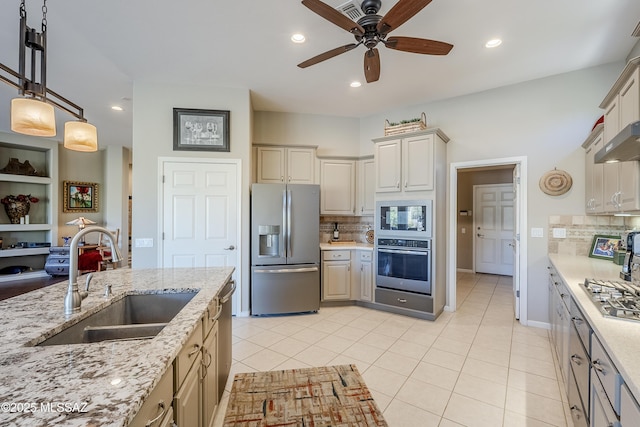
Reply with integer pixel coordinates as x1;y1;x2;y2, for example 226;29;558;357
595;121;640;163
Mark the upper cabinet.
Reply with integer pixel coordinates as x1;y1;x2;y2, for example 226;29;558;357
255;146;316;184
319;159;356;215
373;129;449;194
583;124;605;214
357;157;375;216
600;57;640;145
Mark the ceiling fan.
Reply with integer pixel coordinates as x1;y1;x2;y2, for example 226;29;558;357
298;0;453;83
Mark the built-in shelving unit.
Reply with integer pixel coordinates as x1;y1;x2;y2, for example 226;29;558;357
0;132;58;282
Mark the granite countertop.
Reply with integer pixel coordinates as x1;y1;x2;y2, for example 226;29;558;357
548;254;640;401
0;267;234;427
319;242;373;250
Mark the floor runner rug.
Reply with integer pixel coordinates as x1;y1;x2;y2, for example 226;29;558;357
223;364;388;426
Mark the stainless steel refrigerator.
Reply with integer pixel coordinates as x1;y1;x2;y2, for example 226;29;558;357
250;183;320;315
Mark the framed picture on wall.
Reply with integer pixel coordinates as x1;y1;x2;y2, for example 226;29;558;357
588;234;622;260
173;108;230;152
63;181;99;213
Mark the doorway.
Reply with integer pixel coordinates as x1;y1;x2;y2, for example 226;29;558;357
448;157;528;324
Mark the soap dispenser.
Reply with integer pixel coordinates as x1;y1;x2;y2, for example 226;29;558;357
333;223;340;241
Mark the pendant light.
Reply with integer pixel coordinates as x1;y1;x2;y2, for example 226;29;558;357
0;0;98;151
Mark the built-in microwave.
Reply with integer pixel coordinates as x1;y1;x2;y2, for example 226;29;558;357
375;200;432;239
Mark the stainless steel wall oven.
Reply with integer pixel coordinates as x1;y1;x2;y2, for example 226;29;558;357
376;238;431;295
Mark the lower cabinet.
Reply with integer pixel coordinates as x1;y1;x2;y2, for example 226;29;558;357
359;251;373;302
129;367;174;427
321;249;374;302
128;283;232;427
174;351;203;426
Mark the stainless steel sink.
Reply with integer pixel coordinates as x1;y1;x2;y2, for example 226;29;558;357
35;292;198;346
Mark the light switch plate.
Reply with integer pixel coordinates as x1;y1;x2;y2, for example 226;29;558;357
531;228;544;238
552;228;567;238
135;238;154;248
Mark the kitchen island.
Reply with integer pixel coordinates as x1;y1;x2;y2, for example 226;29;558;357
0;267;234;426
549;254;640;424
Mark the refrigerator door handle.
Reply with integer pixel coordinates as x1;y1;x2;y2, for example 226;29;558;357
282;190;287;258
254;267;319;274
287;189;292;257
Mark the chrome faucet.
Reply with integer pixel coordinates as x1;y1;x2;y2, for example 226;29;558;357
64;226;124;316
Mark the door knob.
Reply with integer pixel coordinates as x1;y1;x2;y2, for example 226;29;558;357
224;245;235;250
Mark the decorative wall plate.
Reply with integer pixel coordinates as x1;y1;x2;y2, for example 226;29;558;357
365;229;374;244
539;169;573;196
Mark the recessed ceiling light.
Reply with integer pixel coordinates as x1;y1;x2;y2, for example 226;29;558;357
350;81;361;88
111;105;123;111
291;33;306;43
485;39;502;48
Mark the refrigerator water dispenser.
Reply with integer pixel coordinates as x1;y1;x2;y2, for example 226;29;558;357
258;225;280;257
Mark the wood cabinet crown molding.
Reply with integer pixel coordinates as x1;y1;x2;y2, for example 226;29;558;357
581;123;604;148
600;56;640;108
372;127;450;144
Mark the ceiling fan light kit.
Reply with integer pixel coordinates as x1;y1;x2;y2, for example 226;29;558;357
0;0;98;151
299;0;453;83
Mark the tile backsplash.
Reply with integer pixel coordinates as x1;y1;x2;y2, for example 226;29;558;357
320;215;374;244
548;215;640;255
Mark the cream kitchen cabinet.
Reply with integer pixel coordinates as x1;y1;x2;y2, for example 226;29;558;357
319;159;356;215
358;250;373;302
255;146;316;184
322;250;351;300
357;157;375;216
373;129;449;193
582;124;605;214
600;57;640;145
602;159;640;213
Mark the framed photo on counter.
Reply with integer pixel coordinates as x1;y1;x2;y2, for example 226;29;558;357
588;234;622;260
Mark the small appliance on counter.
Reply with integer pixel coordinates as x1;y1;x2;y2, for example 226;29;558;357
621;231;640;281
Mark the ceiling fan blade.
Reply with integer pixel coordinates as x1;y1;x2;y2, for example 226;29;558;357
364;48;381;83
298;43;359;68
377;0;433;36
301;0;365;36
385;36;453;55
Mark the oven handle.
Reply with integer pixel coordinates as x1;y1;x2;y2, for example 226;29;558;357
378;249;429;256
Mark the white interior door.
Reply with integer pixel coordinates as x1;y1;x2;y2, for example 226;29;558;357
474;184;514;276
512;165;521;319
161;160;239;272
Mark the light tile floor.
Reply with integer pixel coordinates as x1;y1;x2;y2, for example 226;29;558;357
213;273;571;427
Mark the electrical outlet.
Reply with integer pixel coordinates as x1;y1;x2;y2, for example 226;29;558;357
552;228;567;238
531;228;544;238
135;238;154;248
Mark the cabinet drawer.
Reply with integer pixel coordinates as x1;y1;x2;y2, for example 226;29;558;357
46;257;69;265
175;320;203;388
569;323;590;412
129;366;173;427
375;287;433;313
570;298;591;353
203;297;221;340
592;335;623;415
322;250;350;261
568;369;588;427
359;251;372;261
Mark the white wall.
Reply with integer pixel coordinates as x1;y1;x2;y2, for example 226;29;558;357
359;61;624;323
253;111;360;157
132;81;252;312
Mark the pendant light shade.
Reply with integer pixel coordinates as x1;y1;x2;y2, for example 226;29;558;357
10;97;56;137
64;121;98;152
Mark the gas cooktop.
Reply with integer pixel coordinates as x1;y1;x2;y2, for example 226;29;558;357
581;279;640;322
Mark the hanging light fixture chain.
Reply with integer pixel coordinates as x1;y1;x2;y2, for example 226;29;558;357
41;0;47;32
19;0;26;18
